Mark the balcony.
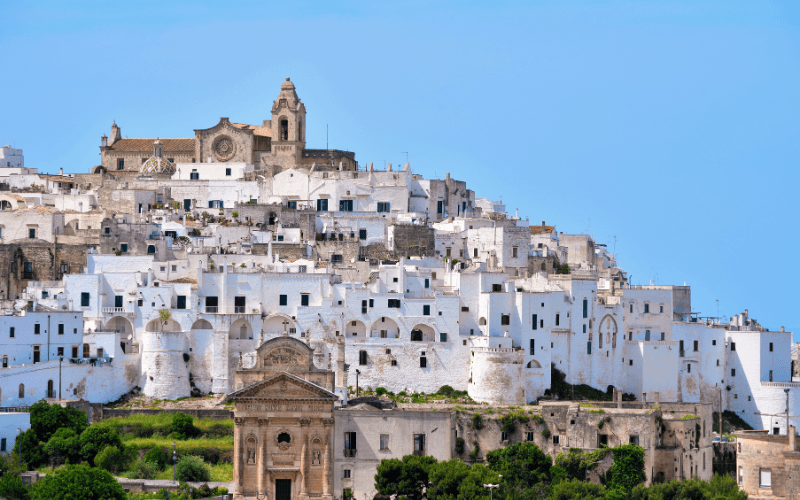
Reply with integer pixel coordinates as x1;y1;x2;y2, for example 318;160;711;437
235;306;247;314
102;307;125;314
343;449;357;458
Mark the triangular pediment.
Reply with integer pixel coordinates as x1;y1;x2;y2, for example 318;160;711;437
228;372;336;402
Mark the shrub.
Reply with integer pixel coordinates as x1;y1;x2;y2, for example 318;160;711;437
95;445;131;474
30;464;125;500
542;428;551;438
437;385;454;396
471;413;484;430
202;423;234;439
129;460;160;480
143;447;167;470
0;473;29;500
172;413;199;440
79;426;123;466
44;427;81;466
174;455;211;482
455;437;465;455
375;387;388;396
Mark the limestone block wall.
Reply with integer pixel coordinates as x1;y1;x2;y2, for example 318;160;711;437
468;347;527;404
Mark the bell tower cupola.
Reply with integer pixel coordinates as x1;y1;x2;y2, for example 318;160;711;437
271;78;307;153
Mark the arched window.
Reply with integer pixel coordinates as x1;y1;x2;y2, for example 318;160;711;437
298;119;302;142
278;432;291;444
599;332;603;348
19;383;24;398
479;317;487;326
147;245;156;255
280;119;288;141
47;379;54;398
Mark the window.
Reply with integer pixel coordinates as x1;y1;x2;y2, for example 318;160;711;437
492;284;502;292
331;254;343;263
357;229;367;241
732;369;736;376
117;158;124;170
81;292;90;307
583;299;588;318
2;356;6;367
420;356;427;368
629;359;633;366
19;383;24;398
120;243;128;253
359;350;367;366
28;228;35;239
380;434;389;450
769;370;773;382
377;202;391;212
760;469;771;488
629;304;633;313
598;434;608;447
177;296;186;309
770;342;774;352
34;324;40;334
344;432;356;457
629;435;639;446
413;434;426;455
501;432;509;441
583;324;586;334
57;347;64;357
388;299;401;308
555;313;559;326
9;327;14;338
301;294;309;306
532;314;538;330
190;171;199;180
0;438;5;452
530;339;535;355
526;432;533;441
553;435;560;445
339;199;353;212
343;469;351;479
694;340;698;351
437;201;443;214
423;305;430;316
587;342;592;355
687;364;691;373
58;323;64;335
225;167;231;176
712;339;716;345
731;342;736;351
205;296;218;313
661;332;665;341
644;303;650;314
439;333;447;342
512;247;518;258
72;346;78;358
680;340;684;352
391;359;397;366
717;359;720;366
738;467;743;485
474;248;478;258
501;314;510;326
645;330;650;341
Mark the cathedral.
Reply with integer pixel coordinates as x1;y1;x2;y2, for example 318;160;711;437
96;78;357;176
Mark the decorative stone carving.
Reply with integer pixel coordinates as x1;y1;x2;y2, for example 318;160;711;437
212;135;235;162
312;448;321;465
263;347;304;366
322;418;335;426
234;417;244;424
299;418;311;426
258;418;269;426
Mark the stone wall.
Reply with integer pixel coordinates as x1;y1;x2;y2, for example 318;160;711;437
391;225;435;257
0;241;90;299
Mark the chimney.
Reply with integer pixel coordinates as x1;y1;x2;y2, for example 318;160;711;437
387;163;392;172
654;391;660;407
791;426;797;451
542;221;546;229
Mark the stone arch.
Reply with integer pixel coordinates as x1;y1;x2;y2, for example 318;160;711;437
346;319;367;339
105;316;134;336
147;245;156;255
371;317;399;338
191;319;213;330
279;116;289;141
145;317;182;332
526;359;541;369
410;324;435;342
262;314;298;337
479;317;487;326
230;318;253;340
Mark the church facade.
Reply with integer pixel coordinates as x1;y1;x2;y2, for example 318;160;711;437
96;78;357;175
227;337;338;500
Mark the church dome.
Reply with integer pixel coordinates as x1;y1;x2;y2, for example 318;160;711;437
140;140;175;174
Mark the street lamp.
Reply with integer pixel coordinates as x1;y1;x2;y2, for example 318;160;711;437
355;369;361;398
483;475;501;500
172;443;177;481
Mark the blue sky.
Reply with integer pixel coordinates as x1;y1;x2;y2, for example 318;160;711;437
2;1;799;339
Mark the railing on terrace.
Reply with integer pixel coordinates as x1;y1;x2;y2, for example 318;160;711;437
0;406;30;413
205;306;219;313
761;382;800;388
101;307;130;314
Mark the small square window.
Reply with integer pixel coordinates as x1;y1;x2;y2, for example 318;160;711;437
526;432;534;441
552;435;559;445
343;469;351;479
380;434;390;450
501;432;508;441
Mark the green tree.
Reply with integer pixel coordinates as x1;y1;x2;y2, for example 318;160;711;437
29;401;87;442
374;455;437;500
143;447;167;470
174;455;211;482
485;442;552;488
78;426;122;466
428;459;500;500
172;412;199;440
607;444;646;492
130;460;160;480
547;478;606;500
94;445;132;474
44;428;81;466
29;465;125;500
13;429;45;469
0;473;30;500
628;475;747;500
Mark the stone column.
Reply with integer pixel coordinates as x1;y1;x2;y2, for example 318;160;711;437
299;418;311;499
258;418;269;496
233;417;244;493
322;418;335;498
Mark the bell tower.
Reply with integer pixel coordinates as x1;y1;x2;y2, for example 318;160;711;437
270;78;307;159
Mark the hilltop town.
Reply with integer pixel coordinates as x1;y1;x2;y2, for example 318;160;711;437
1;78;797;498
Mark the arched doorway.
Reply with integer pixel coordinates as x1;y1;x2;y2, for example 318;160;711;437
147;245;156;255
106;316;133;336
230;318;254;340
371;317;399;338
346;320;366;339
410;324;435;342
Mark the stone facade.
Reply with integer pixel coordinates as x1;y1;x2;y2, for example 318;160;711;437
735;427;800;499
228;337;337;500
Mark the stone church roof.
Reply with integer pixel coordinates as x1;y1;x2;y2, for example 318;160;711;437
107;138;195;152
